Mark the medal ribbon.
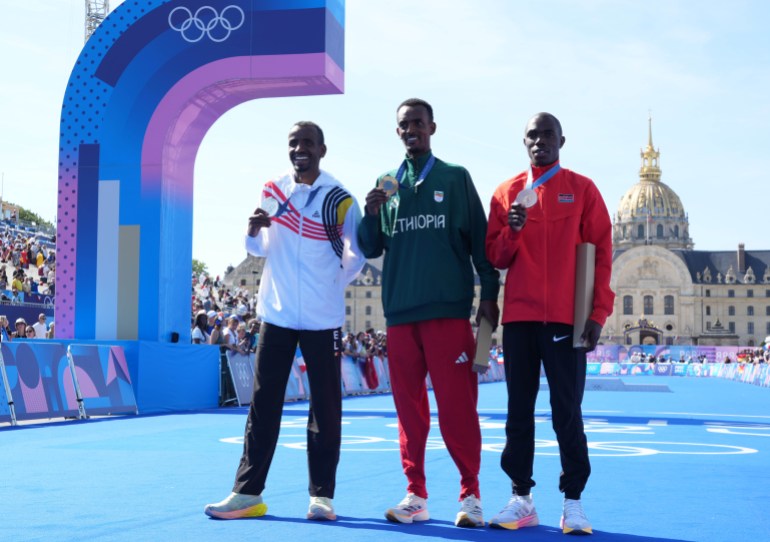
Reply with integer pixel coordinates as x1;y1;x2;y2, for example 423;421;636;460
396;154;436;192
272;184;321;218
525;163;561;191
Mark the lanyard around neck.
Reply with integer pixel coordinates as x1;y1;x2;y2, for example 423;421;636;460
525;163;561;190
273;183;321;218
396;154;436;192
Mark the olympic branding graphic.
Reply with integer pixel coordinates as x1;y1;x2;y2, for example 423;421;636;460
168;5;245;43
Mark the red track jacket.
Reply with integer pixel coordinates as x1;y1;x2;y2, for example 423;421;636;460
486;163;615;327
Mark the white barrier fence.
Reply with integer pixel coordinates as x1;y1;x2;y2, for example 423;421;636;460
223;352;508;406
223;350;770;407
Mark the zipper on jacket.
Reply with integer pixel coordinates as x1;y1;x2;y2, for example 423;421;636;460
297;207;304;330
543;193;548;324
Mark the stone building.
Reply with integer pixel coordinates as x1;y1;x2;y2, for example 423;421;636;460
344;260;386;333
606;120;770;347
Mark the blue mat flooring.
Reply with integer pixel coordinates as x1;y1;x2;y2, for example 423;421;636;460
4;376;769;542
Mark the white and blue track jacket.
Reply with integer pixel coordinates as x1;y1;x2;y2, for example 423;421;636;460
245;170;365;330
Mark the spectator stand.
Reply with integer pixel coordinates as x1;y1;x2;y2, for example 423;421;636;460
0;217;56;330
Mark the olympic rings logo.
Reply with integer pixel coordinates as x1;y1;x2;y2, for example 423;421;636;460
168;5;245;43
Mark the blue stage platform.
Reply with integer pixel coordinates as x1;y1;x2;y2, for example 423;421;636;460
4;376;769;542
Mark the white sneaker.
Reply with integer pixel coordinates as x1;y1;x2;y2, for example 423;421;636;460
204;492;267;519
489;494;539;530
385;493;430;524
307;496;336;521
560;498;592;535
455;494;484;528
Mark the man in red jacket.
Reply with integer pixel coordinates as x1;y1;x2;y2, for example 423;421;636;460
485;113;614;535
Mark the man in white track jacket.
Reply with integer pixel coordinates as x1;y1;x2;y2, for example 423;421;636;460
205;121;365;522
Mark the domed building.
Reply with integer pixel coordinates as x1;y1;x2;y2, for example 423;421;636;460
612;119;693;251
605;119;770;347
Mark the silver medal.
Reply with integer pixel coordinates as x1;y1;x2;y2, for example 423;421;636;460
515;188;538;208
262;197;280;217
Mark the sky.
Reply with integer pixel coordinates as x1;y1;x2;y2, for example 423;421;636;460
2;0;769;276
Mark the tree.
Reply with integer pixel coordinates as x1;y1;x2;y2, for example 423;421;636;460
18;207;52;227
192;258;208;277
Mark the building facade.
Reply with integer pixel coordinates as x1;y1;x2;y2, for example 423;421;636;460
606;120;770;347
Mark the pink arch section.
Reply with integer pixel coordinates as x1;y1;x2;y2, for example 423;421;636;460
142;52;343;342
142;53;343;200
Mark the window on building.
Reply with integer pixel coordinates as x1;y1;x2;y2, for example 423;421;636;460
766;306;770;316
748;289;754;298
345;291;351;298
365;306;372;316
706;321;711;331
748;306;754;316
623;295;633;315
766;289;770;297
729;322;735;333
345;321;351;332
728;290;735;298
664;295;674;315
674;225;679;238
656;224;664;239
766;322;770;335
345;306;351;315
665;337;673;345
705;289;711;297
365;291;372;298
748;322;754;335
365;320;371;330
706;306;711;316
728;306;735;316
644;295;653;315
637;225;644;239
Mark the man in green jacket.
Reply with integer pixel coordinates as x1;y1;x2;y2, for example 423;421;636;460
358;98;500;528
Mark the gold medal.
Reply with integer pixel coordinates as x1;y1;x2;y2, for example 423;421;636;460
378;175;399;197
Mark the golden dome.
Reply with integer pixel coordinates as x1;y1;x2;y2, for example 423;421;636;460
617;179;686;222
613;117;693;250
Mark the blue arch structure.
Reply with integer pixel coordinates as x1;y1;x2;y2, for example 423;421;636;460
57;0;345;343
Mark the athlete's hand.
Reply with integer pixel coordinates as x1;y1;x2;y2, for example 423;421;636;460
364;188;389;217
247;207;272;237
508;202;527;232
580;319;603;352
476;300;500;331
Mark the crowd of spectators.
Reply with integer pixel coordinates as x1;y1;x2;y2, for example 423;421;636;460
625;349;770;364
190;272;260;354
342;329;387;360
0;224;56;298
0;220;56;341
733;349;769;364
190;272;395;361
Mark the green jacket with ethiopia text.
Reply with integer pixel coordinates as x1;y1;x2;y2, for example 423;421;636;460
358;152;499;326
